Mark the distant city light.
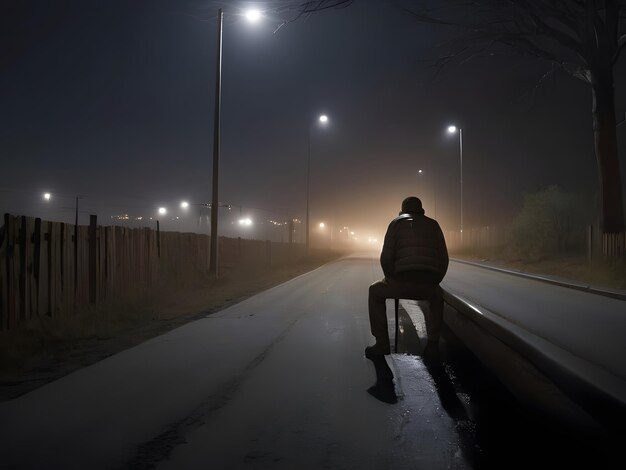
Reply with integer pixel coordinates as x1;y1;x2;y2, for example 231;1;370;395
319;222;325;228
43;193;51;201
447;125;457;134
319;115;328;123
245;9;261;22
180;201;189;209
418;169;423;174
158;207;167;215
350;231;355;235
238;218;253;226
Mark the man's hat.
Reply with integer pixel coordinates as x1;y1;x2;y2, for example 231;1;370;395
401;197;424;214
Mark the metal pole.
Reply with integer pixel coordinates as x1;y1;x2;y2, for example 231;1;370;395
74;196;79;292
459;128;463;245
306;122;311;252
209;9;223;277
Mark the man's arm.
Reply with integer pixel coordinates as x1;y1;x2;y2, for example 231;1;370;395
380;222;396;278
435;223;449;275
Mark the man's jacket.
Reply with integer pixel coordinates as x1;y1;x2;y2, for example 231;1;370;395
380;212;449;283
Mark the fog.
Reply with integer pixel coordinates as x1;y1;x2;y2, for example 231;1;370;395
1;0;625;244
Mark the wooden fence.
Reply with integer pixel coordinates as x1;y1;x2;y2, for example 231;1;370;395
0;214;307;331
602;232;625;259
444;226;507;252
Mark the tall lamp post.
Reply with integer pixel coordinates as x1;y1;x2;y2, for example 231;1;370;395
209;8;261;277
447;125;463;243
306;114;329;252
209;9;224;277
417;169;436;218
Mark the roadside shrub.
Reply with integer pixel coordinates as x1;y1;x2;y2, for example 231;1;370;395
509;186;588;259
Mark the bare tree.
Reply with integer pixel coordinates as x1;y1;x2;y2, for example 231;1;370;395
401;0;626;234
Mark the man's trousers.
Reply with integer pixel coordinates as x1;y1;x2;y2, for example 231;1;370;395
368;277;444;347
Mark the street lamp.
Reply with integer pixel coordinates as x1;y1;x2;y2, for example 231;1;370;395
209;8;261;277
42;192;51;201
158;207;167;216
418;169;437;219
318;221;333;249
180;201;189;209
306;114;329;252
245;9;262;22
447;124;463;242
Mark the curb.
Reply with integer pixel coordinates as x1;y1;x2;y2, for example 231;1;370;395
451;258;626;301
442;289;626;433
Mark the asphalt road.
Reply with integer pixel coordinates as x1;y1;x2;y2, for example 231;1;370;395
0;254;617;469
442;261;626;379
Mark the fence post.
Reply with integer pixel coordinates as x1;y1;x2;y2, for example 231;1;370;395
587;225;593;264
2;214;15;330
89;215;97;304
19;216;27;323
156;220;161;258
33;218;41;319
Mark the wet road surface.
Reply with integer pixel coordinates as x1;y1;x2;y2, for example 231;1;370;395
0;254;618;469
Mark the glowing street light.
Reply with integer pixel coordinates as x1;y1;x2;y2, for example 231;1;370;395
418;169;437;218
306;113;330;252
43;192;51;201
319;222;325;228
238;218;253;226
180;201;189;209
446;124;463;241
245;9;262;22
158;207;167;216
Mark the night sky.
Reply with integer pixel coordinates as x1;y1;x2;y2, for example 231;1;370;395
2;0;625;241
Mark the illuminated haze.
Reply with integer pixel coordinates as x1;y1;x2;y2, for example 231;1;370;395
1;0;625;242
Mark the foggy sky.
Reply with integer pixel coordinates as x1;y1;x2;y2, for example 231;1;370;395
1;0;625;240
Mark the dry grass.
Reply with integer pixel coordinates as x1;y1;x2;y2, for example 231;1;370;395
453;248;626;290
0;253;340;401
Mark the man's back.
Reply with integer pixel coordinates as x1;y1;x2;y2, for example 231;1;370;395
380;213;449;283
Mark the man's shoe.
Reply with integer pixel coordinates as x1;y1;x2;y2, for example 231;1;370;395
365;343;391;359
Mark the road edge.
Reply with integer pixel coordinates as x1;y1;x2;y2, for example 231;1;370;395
451;258;626;301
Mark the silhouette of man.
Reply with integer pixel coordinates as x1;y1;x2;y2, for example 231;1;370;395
365;197;449;358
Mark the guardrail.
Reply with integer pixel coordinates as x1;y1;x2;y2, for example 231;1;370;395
442;289;626;434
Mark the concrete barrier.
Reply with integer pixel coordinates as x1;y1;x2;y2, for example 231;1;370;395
442;289;626;434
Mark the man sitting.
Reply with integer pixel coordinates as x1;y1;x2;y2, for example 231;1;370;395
365;196;449;358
